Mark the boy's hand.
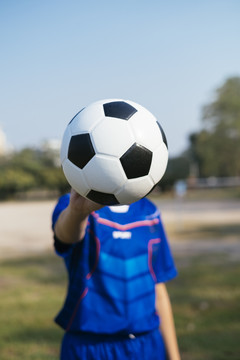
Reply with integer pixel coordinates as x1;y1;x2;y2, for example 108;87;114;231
69;189;103;219
54;189;103;244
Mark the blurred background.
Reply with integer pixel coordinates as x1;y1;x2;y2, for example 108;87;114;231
0;1;240;359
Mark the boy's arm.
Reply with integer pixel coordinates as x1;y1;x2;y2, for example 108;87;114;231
54;189;102;244
155;282;181;360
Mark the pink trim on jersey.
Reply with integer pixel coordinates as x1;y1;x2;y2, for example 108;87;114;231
86;231;101;280
93;215;160;231
148;238;161;283
66;287;89;331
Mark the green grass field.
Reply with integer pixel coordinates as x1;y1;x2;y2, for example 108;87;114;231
0;254;65;359
1;251;240;359
168;254;240;359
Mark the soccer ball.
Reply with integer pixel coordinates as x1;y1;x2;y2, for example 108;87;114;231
60;99;168;205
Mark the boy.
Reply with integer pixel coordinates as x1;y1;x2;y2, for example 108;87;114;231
52;189;181;360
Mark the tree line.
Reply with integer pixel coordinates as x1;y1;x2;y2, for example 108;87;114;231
0;148;69;199
0;76;239;199
162;76;240;190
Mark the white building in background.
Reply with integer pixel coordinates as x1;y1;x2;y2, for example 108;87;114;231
0;127;7;156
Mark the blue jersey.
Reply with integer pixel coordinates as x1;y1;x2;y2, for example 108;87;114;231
52;194;177;334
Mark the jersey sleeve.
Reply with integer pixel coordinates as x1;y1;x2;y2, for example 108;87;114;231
51;193;73;257
52;193;70;230
151;213;178;283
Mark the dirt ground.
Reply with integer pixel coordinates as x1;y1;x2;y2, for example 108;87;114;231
0;200;56;259
0;198;239;260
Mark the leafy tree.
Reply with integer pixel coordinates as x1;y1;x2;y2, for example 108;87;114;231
158;156;190;191
189;77;240;177
40;167;70;194
0;147;69;198
0;168;36;199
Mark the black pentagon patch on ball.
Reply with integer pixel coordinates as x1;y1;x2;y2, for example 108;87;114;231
120;143;153;179
103;101;137;120
68;133;95;169
157;122;168;149
87;190;119;205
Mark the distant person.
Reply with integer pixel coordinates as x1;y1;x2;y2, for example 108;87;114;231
52;189;181;360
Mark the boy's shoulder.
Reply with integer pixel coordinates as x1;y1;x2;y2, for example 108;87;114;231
96;197;159;220
55;193;71;209
132;197;159;215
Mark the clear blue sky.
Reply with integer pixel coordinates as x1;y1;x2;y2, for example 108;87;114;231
1;0;240;156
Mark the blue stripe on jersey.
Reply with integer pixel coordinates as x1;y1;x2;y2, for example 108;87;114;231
88;270;155;302
96;251;149;279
